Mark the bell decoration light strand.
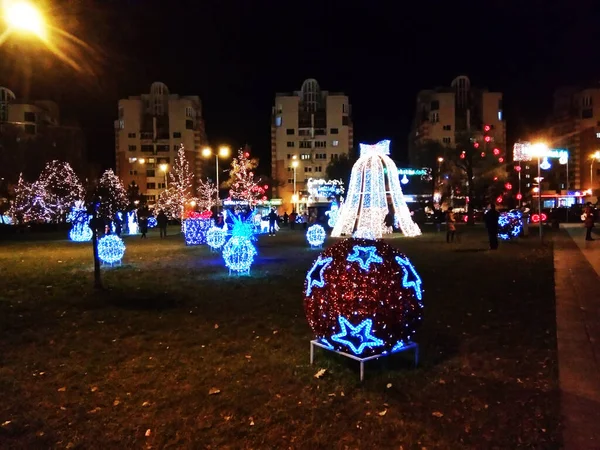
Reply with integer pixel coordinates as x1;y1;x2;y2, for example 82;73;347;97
306;224;326;248
304;238;423;356
331;140;420;239
325;200;340;228
97;235;126;265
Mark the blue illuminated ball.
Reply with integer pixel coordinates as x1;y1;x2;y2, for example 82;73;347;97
222;236;257;273
306;224;326;247
498;210;523;241
147;216;157;228
207;226;227;250
97;235;126;264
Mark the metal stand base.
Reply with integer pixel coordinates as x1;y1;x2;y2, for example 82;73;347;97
310;339;419;381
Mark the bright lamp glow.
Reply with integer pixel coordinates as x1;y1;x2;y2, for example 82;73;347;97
4;0;46;38
159;163;168;172
202;147;212;157
529;142;549;157
218;146;230;157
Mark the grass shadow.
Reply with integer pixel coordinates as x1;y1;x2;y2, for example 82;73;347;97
100;290;182;311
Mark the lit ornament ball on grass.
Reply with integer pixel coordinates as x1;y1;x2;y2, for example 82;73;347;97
207;226;227;250
147;216;157;228
97;235;126;265
304;238;423;356
306;224;326;248
184;218;212;245
498;210;523;241
222;236;257;274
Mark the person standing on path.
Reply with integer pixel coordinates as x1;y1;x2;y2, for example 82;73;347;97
157;210;168;239
268;208;278;236
484;203;500;250
446;208;456;243
583;203;595;241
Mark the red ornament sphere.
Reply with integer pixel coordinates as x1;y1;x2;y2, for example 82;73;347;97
303;238;423;356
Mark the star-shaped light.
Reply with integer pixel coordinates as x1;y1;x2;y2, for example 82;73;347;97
395;255;423;301
306;256;333;296
331;316;384;355
346;245;383;271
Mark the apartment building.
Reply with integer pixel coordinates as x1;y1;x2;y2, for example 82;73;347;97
271;78;353;212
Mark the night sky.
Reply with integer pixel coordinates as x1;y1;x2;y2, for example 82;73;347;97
1;0;599;175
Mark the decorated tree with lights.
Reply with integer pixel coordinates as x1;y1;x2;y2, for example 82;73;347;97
37;160;85;222
96;169;128;219
226;147;266;207
10;173;53;223
197;177;218;211
156;145;195;220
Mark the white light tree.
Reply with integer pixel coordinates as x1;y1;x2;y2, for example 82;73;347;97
38;160;85;222
227;147;266;207
197;177;217;211
97;169;128;218
156;144;194;219
10;173;53;223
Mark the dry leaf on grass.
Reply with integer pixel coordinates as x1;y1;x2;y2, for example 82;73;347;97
386;383;392;388
208;388;221;395
1;421;11;427
249;417;255;426
113;399;121;406
142;401;151;407
214;324;219;329
57;387;66;392
245;355;252;360
145;429;151;437
90;386;98;392
378;409;387;416
314;368;327;379
432;411;444;418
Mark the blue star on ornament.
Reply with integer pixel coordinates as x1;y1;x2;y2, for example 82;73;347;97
346;245;383;271
331;316;384;355
306;256;333;296
395;256;423;301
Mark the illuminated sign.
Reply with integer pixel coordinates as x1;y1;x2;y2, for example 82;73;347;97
397;168;429;176
513;142;569;162
307;179;344;203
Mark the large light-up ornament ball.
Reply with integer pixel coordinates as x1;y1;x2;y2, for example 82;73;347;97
498;210;523;241
222;236;256;274
304;238;423;356
147;216;157;228
306;224;326;248
97;235;126;265
207;226;227;250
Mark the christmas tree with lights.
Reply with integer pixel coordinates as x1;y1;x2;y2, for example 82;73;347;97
156;145;195;220
197;177;217;211
37;160;85;222
96;169;128;219
11;173;53;223
227;146;266;207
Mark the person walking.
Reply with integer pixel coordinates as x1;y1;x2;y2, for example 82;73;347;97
157;210;168;239
268;208;278;236
446;208;456;243
583;203;595;241
289;211;297;230
138;208;148;239
433;207;443;232
484;203;500;250
283;212;289;227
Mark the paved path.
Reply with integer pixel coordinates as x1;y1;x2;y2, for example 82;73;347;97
555;225;600;449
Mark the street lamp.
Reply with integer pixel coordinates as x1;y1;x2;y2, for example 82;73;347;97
159;163;168;188
202;145;230;213
291;156;299;212
589;151;600;191
529;142;549;240
3;0;47;39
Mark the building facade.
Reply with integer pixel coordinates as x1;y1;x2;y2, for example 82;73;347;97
408;75;506;164
115;82;207;204
0;86;86;182
549;86;600;193
271;79;353;212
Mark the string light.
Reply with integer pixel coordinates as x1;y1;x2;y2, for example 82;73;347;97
325;200;340;227
306;224;326;248
127;211;139;234
97;235;126;265
222;213;257;274
147;216;157;228
498;210;523;240
331;140;420;239
67;201;92;242
353;228;376;240
304;238;423;356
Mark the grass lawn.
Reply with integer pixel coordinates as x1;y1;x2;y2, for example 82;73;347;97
0;225;560;449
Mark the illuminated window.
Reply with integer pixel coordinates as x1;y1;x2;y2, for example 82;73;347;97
275;116;282;127
301;154;310;160
332;140;339;147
